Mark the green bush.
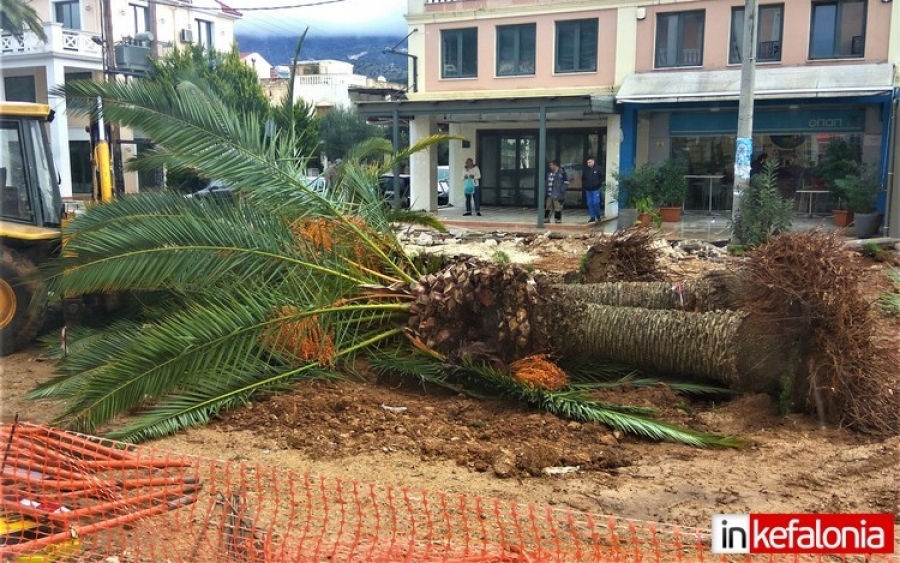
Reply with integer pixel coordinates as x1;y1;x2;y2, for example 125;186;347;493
655;159;688;207
613;162;659;207
812;137;861;194
731;160;794;246
834;166;882;214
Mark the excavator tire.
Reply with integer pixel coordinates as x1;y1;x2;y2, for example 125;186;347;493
0;248;45;356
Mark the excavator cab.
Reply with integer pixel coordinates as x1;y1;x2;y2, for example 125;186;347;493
0;102;64;355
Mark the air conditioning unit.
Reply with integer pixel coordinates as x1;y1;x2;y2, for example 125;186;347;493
179;29;193;43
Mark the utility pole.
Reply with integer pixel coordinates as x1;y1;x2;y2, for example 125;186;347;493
731;0;758;242
100;0;125;196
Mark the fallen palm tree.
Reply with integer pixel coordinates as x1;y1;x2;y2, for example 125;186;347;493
34;76;897;452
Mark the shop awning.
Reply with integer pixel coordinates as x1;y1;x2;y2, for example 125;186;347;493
616;63;894;104
356;94;616;122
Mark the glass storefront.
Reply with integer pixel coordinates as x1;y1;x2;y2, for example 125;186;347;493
478;129;605;207
657;106;873;212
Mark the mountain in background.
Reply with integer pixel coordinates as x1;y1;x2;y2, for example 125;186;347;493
236;35;409;84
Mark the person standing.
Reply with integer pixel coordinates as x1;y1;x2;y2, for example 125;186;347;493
324;158;340;187
462;157;482;216
582;155;603;223
545;160;566;224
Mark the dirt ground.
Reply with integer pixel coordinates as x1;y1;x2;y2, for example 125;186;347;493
2;231;899;541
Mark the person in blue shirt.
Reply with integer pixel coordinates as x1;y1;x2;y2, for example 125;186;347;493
582;156;604;223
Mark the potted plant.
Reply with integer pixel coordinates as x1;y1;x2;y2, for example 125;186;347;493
633;196;661;227
811;138;861;227
613;162;660;229
653;159;688;222
834;167;883;238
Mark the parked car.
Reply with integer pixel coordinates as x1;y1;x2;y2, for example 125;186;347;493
187;179;233;200
380;173;450;207
188;176;326;200
437;166;450;206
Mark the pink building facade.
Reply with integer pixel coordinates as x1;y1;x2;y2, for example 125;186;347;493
357;0;900;234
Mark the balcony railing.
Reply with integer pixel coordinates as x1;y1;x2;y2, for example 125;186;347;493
1;22;102;61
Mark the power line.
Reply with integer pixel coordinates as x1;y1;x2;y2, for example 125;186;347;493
228;0;348;11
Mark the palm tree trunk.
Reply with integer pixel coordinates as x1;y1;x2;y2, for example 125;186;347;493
551;270;741;312
538;300;794;393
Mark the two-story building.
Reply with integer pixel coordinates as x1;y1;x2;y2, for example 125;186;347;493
357;0;899;235
1;0;241;198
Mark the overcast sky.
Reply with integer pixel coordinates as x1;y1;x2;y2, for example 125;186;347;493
234;0;408;37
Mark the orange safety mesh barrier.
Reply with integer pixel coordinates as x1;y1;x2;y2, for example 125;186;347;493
1;422;897;563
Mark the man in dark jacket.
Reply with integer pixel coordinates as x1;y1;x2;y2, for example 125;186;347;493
582;156;604;223
545;160;566;224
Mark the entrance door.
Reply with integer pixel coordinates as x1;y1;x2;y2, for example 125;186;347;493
479;129;604;207
488;134;537;205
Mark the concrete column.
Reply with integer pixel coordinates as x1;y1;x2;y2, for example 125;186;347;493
408;115;437;211
605;114;622;219
46;60;73;198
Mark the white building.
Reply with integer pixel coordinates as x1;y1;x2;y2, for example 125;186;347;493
273;60;369;113
0;0;241;197
240;51;273;81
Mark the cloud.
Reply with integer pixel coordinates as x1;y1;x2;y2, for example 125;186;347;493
235;0;407;37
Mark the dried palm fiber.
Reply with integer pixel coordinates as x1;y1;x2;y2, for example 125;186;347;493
261;306;336;367
290;216;393;273
555;269;742;312
407;258;541;362
510;354;569;390
743;230;900;434
580;226;664;283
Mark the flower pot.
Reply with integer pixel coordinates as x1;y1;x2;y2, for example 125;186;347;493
658;206;682;223
851;212;881;239
833;209;853;228
636;212;652;227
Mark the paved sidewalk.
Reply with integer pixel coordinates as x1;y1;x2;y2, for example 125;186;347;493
434;205;841;242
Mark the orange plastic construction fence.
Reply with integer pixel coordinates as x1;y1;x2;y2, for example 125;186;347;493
1;422;896;563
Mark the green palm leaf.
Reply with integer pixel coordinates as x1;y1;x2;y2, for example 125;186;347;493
460;360;744;448
562;357;737;396
369;353;743;448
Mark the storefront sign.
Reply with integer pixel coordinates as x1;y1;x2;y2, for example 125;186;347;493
670;108;866;135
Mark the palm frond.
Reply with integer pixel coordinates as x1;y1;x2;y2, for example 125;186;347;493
368;351;470;395
562;357;737;395
106;327;403;442
457;358;744;448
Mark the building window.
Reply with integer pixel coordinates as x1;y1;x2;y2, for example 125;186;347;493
130;3;150;36
54;0;81;30
441;28;478;79
496;24;536;76
68;140;93;195
730;4;784;64
555;19;598;73
3;76;37;103
655;10;705;68
195;19;214;48
809;0;865;59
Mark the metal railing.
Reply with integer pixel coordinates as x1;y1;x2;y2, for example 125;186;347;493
0;22;102;60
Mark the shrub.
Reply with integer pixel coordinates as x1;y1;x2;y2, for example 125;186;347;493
613;162;659;207
731;160;793;246
654;158;688;207
834;165;881;214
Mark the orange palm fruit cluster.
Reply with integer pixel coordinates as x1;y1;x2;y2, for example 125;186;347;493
262;306;335;367
509;354;569;390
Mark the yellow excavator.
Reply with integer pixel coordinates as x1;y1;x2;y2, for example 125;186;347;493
0;100;113;356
